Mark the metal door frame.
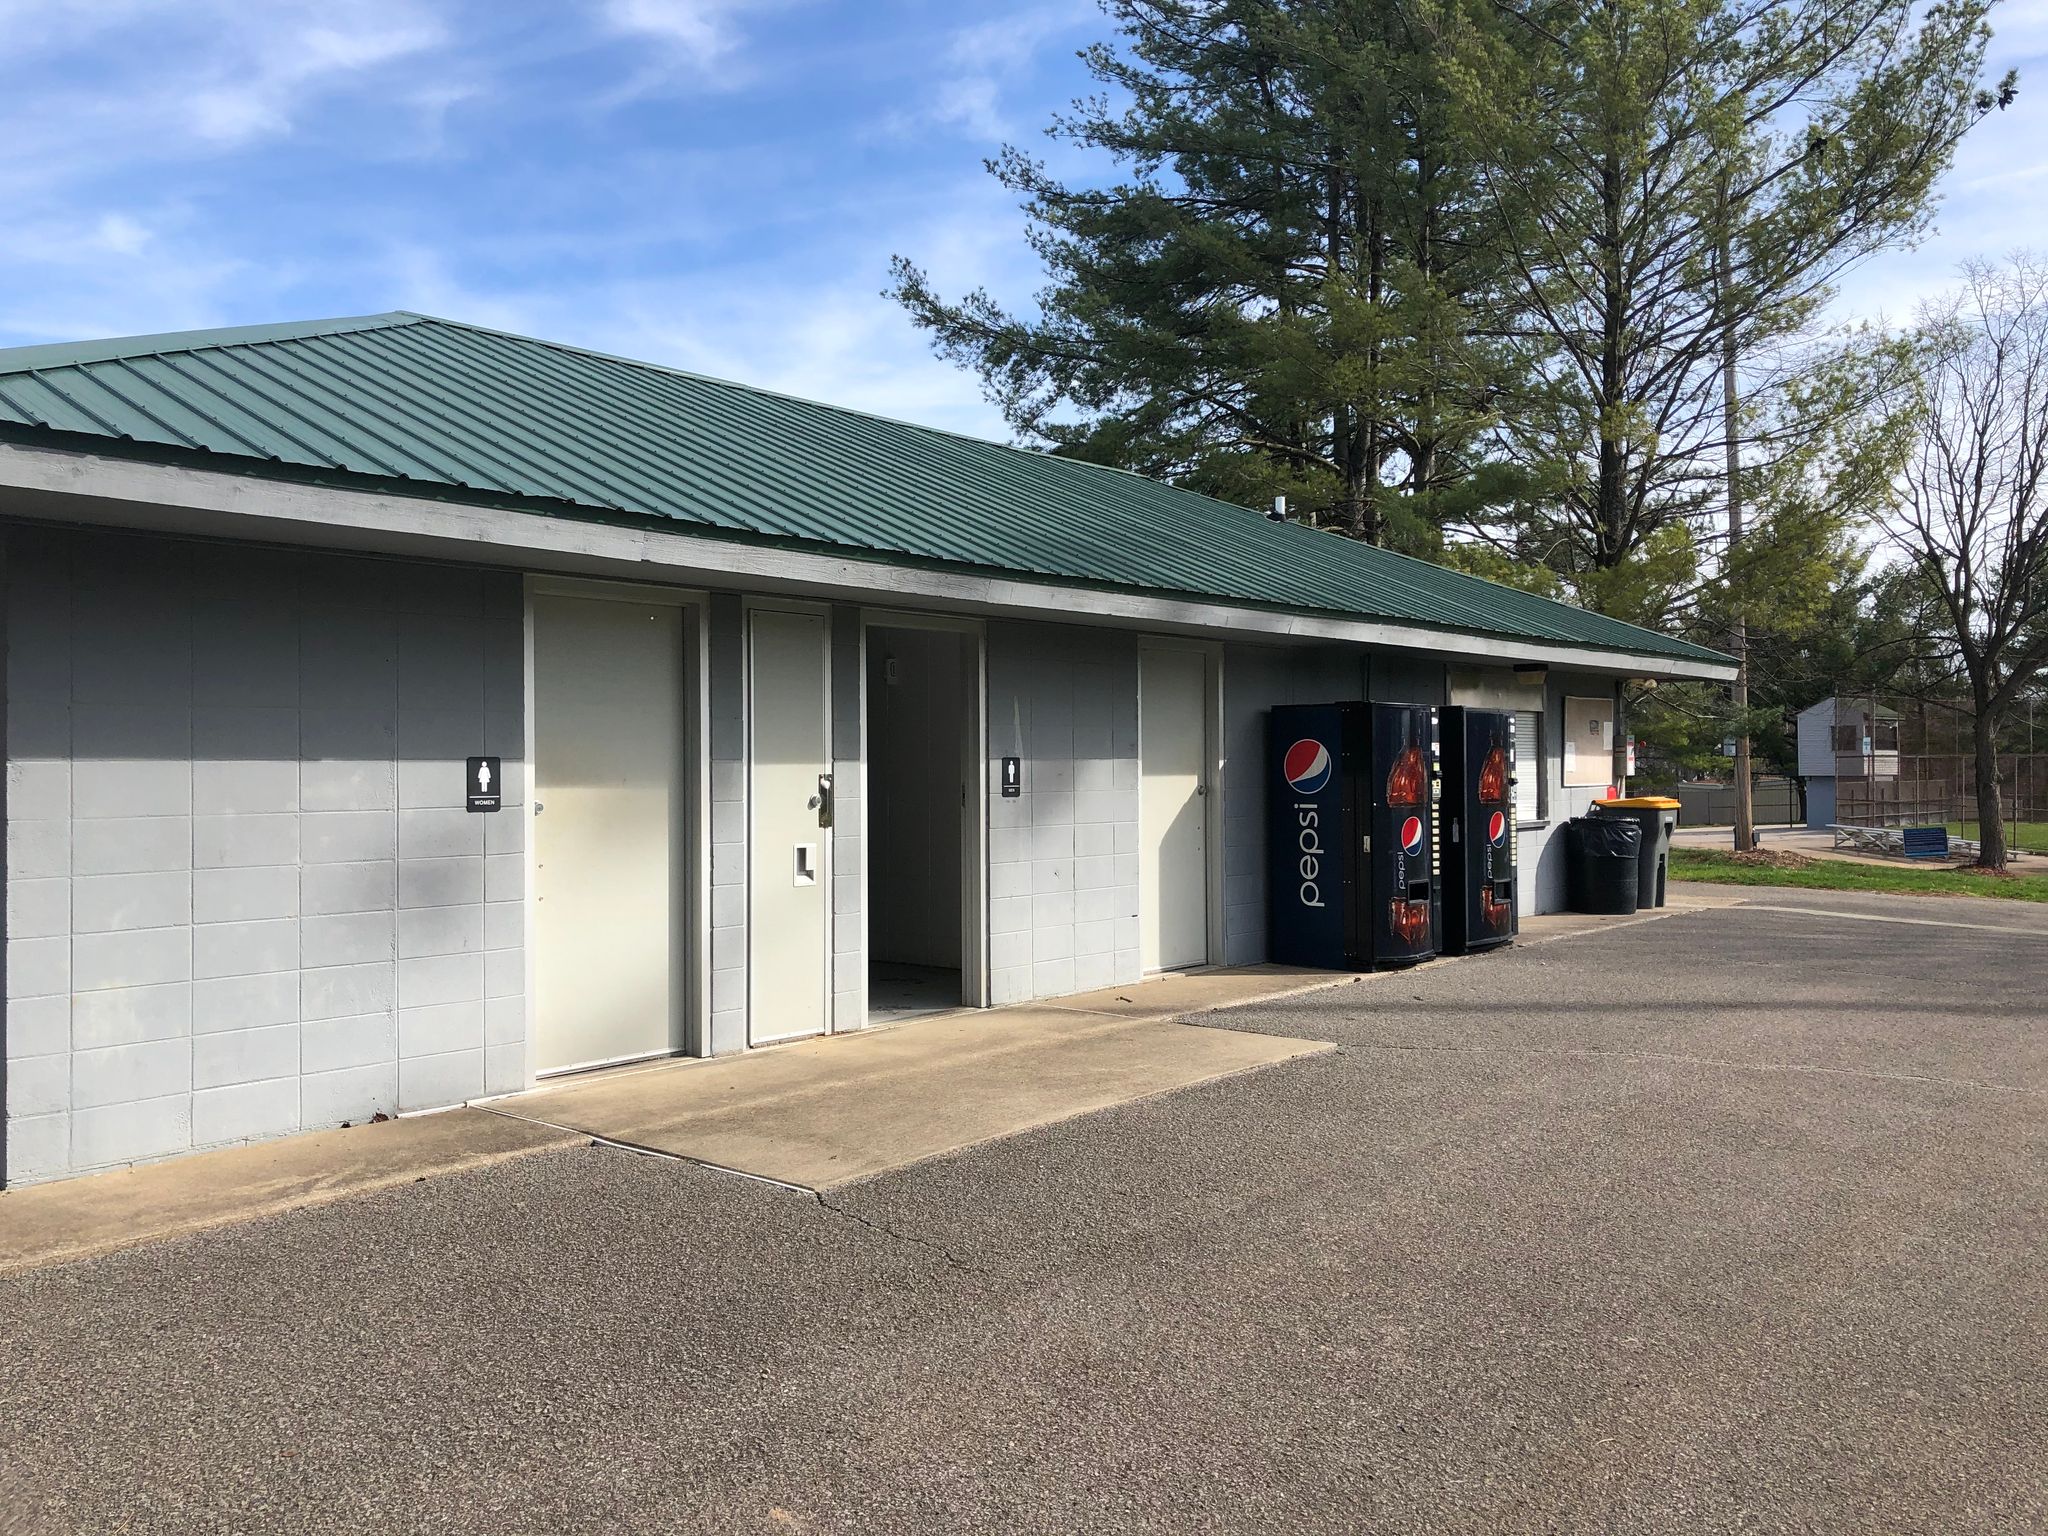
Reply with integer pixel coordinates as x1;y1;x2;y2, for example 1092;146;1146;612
858;609;990;1015
744;597;835;1045
523;575;709;1083
1135;638;1225;972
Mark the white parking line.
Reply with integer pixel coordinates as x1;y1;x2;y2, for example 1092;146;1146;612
1738;902;2048;938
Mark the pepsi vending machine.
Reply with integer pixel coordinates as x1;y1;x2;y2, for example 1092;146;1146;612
1438;706;1517;953
1267;702;1438;970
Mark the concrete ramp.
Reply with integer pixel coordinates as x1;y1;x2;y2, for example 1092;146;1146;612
486;1005;1332;1190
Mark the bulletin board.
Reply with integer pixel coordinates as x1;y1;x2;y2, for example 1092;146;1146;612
1561;695;1614;788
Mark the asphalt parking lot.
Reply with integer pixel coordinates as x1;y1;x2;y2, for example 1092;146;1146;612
3;889;2042;1534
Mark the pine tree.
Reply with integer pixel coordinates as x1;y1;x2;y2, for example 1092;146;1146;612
890;0;1510;548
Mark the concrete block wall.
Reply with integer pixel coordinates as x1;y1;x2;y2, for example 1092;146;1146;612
985;621;1140;1005
1520;672;1622;914
1367;653;1445;707
1219;645;1619;947
3;526;525;1186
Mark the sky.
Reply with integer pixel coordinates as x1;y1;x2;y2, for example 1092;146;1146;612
1;0;2044;444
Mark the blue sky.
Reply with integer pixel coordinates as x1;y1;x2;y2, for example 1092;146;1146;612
2;0;2044;442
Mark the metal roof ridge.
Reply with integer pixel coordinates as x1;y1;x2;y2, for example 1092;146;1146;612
0;313;419;375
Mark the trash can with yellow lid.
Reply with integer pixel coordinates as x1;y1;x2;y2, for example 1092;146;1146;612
1590;796;1681;909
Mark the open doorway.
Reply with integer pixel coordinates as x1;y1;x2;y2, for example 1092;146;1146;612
865;622;980;1024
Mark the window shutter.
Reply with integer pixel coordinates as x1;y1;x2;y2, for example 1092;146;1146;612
1513;710;1542;822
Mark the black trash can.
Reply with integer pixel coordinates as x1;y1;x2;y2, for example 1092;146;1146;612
1568;817;1642;914
1590;797;1681;909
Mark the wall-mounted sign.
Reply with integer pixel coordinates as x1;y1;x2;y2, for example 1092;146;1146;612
466;756;502;813
1001;756;1022;798
1561;697;1614;787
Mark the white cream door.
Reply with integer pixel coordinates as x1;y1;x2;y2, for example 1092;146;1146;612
1139;647;1210;972
749;608;832;1044
532;594;684;1073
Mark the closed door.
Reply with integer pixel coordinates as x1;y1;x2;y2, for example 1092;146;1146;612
749;608;831;1044
533;594;685;1073
1139;647;1210;971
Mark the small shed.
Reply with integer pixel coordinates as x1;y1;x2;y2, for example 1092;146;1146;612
1796;697;1900;828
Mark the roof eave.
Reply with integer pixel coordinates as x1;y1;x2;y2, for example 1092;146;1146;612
0;439;1741;683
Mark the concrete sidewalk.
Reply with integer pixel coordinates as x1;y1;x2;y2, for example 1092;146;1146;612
484;984;1334;1190
0;1108;576;1275
0;964;1343;1271
0;929;1716;1273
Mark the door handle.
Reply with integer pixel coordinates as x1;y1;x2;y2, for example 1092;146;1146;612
815;771;834;829
794;843;818;886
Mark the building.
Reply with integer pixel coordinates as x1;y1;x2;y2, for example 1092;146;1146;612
1796;696;1901;828
0;314;1735;1184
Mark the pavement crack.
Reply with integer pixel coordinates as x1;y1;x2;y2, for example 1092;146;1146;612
812;1190;988;1277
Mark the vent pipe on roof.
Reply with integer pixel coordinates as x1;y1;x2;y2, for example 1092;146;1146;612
1268;495;1288;522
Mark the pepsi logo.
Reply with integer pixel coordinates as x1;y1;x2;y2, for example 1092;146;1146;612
1399;815;1424;855
1283;738;1332;795
1488;810;1507;846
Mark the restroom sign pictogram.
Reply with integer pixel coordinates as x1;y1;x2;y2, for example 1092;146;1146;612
466;757;502;813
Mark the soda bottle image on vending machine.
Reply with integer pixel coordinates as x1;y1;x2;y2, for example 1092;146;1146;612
1368;703;1438;965
1437;706;1517;954
1266;702;1438;970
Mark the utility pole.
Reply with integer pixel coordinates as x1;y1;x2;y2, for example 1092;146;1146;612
1719;171;1754;850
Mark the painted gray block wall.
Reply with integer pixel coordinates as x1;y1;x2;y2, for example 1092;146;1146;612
1368;653;1446;707
1219;643;1372;967
1519;672;1623;914
985;620;1140;1005
1220;647;1623;955
3;526;525;1186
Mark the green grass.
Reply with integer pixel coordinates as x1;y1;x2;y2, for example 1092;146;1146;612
1947;820;2048;854
1669;847;2048;902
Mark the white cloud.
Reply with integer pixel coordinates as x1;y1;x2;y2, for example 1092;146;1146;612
603;0;735;62
1825;2;2048;329
597;0;805;91
1987;0;2048;58
354;175;1034;441
928;76;1008;140
382;243;547;337
185;5;448;145
0;0;454;192
0;214;259;345
92;213;152;256
877;1;1094;143
0;0;461;344
945;6;1081;74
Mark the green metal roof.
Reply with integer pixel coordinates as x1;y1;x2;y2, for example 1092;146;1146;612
0;312;1729;667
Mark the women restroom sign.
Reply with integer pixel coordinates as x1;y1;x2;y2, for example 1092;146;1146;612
466;756;502;812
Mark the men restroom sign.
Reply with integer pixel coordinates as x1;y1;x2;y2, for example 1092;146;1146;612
466;757;502;812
